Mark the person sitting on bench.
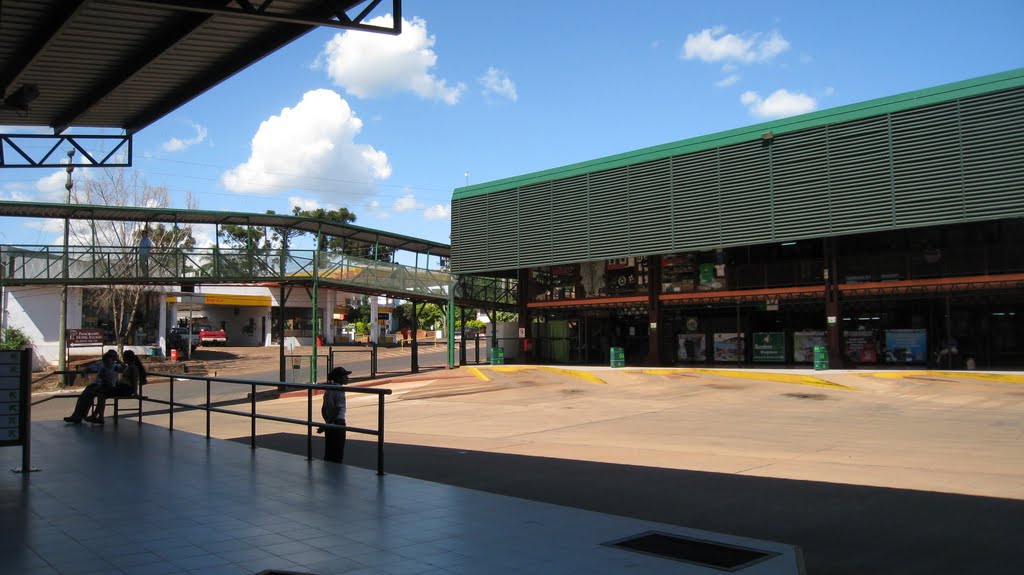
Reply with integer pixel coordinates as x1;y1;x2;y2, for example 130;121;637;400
64;350;122;424
87;350;146;425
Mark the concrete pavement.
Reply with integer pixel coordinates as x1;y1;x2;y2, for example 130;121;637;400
31;353;1024;574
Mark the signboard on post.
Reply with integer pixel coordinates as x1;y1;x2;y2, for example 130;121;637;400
67;328;104;347
1;349;35;472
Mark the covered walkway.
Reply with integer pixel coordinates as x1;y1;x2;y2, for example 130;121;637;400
2;421;801;574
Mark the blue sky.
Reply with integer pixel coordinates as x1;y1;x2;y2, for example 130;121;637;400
2;0;1023;251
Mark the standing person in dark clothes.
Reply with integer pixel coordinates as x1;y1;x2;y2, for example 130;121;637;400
321;367;350;463
64;349;122;424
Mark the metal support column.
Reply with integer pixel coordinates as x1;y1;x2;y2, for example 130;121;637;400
411;302;419;373
311;227;321;384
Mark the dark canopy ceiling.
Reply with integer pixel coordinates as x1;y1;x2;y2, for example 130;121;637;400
0;0;400;134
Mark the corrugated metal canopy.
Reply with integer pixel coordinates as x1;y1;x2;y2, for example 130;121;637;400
0;0;400;134
0;200;450;256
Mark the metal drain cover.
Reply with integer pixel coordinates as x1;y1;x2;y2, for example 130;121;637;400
605;531;778;571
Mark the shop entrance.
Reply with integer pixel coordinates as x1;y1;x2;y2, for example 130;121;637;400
533;306;649;365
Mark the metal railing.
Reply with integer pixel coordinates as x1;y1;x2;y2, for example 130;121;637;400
145;373;393;475
0;244;454;302
329;344;378;379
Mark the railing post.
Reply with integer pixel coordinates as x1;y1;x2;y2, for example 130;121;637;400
307;386;313;461
377;394;385;476
169;376;174;431
206;378;211;439
371;343;377;379
250;382;256;450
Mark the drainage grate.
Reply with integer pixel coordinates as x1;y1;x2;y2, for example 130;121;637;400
604;531;778;572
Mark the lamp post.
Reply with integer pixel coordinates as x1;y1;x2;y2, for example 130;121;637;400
57;150;74;380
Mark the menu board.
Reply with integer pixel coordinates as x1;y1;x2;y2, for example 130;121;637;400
0;350;29;447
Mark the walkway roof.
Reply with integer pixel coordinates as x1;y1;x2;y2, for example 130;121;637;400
453;67;1024;200
0;0;400;134
0;200;450;256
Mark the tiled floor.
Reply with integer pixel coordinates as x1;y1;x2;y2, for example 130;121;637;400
2;421;802;574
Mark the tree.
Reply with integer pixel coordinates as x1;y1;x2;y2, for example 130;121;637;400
395;301;446;332
71;168;197;353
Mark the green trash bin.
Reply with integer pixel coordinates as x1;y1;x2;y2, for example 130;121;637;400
490;347;505;365
610;346;625;368
813;345;829;370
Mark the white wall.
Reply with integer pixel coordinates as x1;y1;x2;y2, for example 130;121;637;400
2;285;81;370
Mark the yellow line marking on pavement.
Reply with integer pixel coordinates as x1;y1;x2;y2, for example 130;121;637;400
473;365;606;384
467;368;490;382
632;369;697;377
869;371;1024;384
537;367;606;384
686;369;852;390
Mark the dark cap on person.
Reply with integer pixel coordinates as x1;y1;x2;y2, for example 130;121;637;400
328;367;352;383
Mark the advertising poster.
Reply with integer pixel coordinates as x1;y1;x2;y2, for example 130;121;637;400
752;332;786;362
793;331;827;362
844;330;879;364
676;334;706;362
713;333;745;362
884;329;928;363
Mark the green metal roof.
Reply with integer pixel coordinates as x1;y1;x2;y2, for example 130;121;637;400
453;68;1024;201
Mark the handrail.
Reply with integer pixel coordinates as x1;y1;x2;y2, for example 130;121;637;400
146;372;393;475
0;243;455;301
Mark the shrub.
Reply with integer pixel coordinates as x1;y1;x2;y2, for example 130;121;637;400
0;327;31;350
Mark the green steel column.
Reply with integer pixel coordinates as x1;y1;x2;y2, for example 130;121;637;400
411;301;419;374
279;286;288;383
311;228;321;384
446;275;456;368
214;223;220;278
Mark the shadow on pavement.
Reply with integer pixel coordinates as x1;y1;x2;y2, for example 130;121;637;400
238;432;1024;575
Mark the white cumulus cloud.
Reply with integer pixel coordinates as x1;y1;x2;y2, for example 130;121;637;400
715;74;740;87
222;89;391;199
319;15;465;105
288;196;327;212
740;89;817;118
682;27;790;63
393;193;419;212
424;204;450;221
480;67;518;101
162;122;208;152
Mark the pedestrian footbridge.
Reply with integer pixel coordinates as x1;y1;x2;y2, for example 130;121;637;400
0;201;517;309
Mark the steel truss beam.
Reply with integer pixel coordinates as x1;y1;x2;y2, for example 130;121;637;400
455;275;518;312
840;278;1024;299
120;0;403;33
0;134;131;168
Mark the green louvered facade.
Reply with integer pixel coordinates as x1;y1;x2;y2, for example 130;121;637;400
451;69;1024;275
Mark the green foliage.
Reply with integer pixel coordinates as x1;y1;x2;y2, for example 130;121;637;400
216;207;394;263
354;321;370;336
458;319;486;333
395;302;445;331
0;327;30;350
495;312;519;323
